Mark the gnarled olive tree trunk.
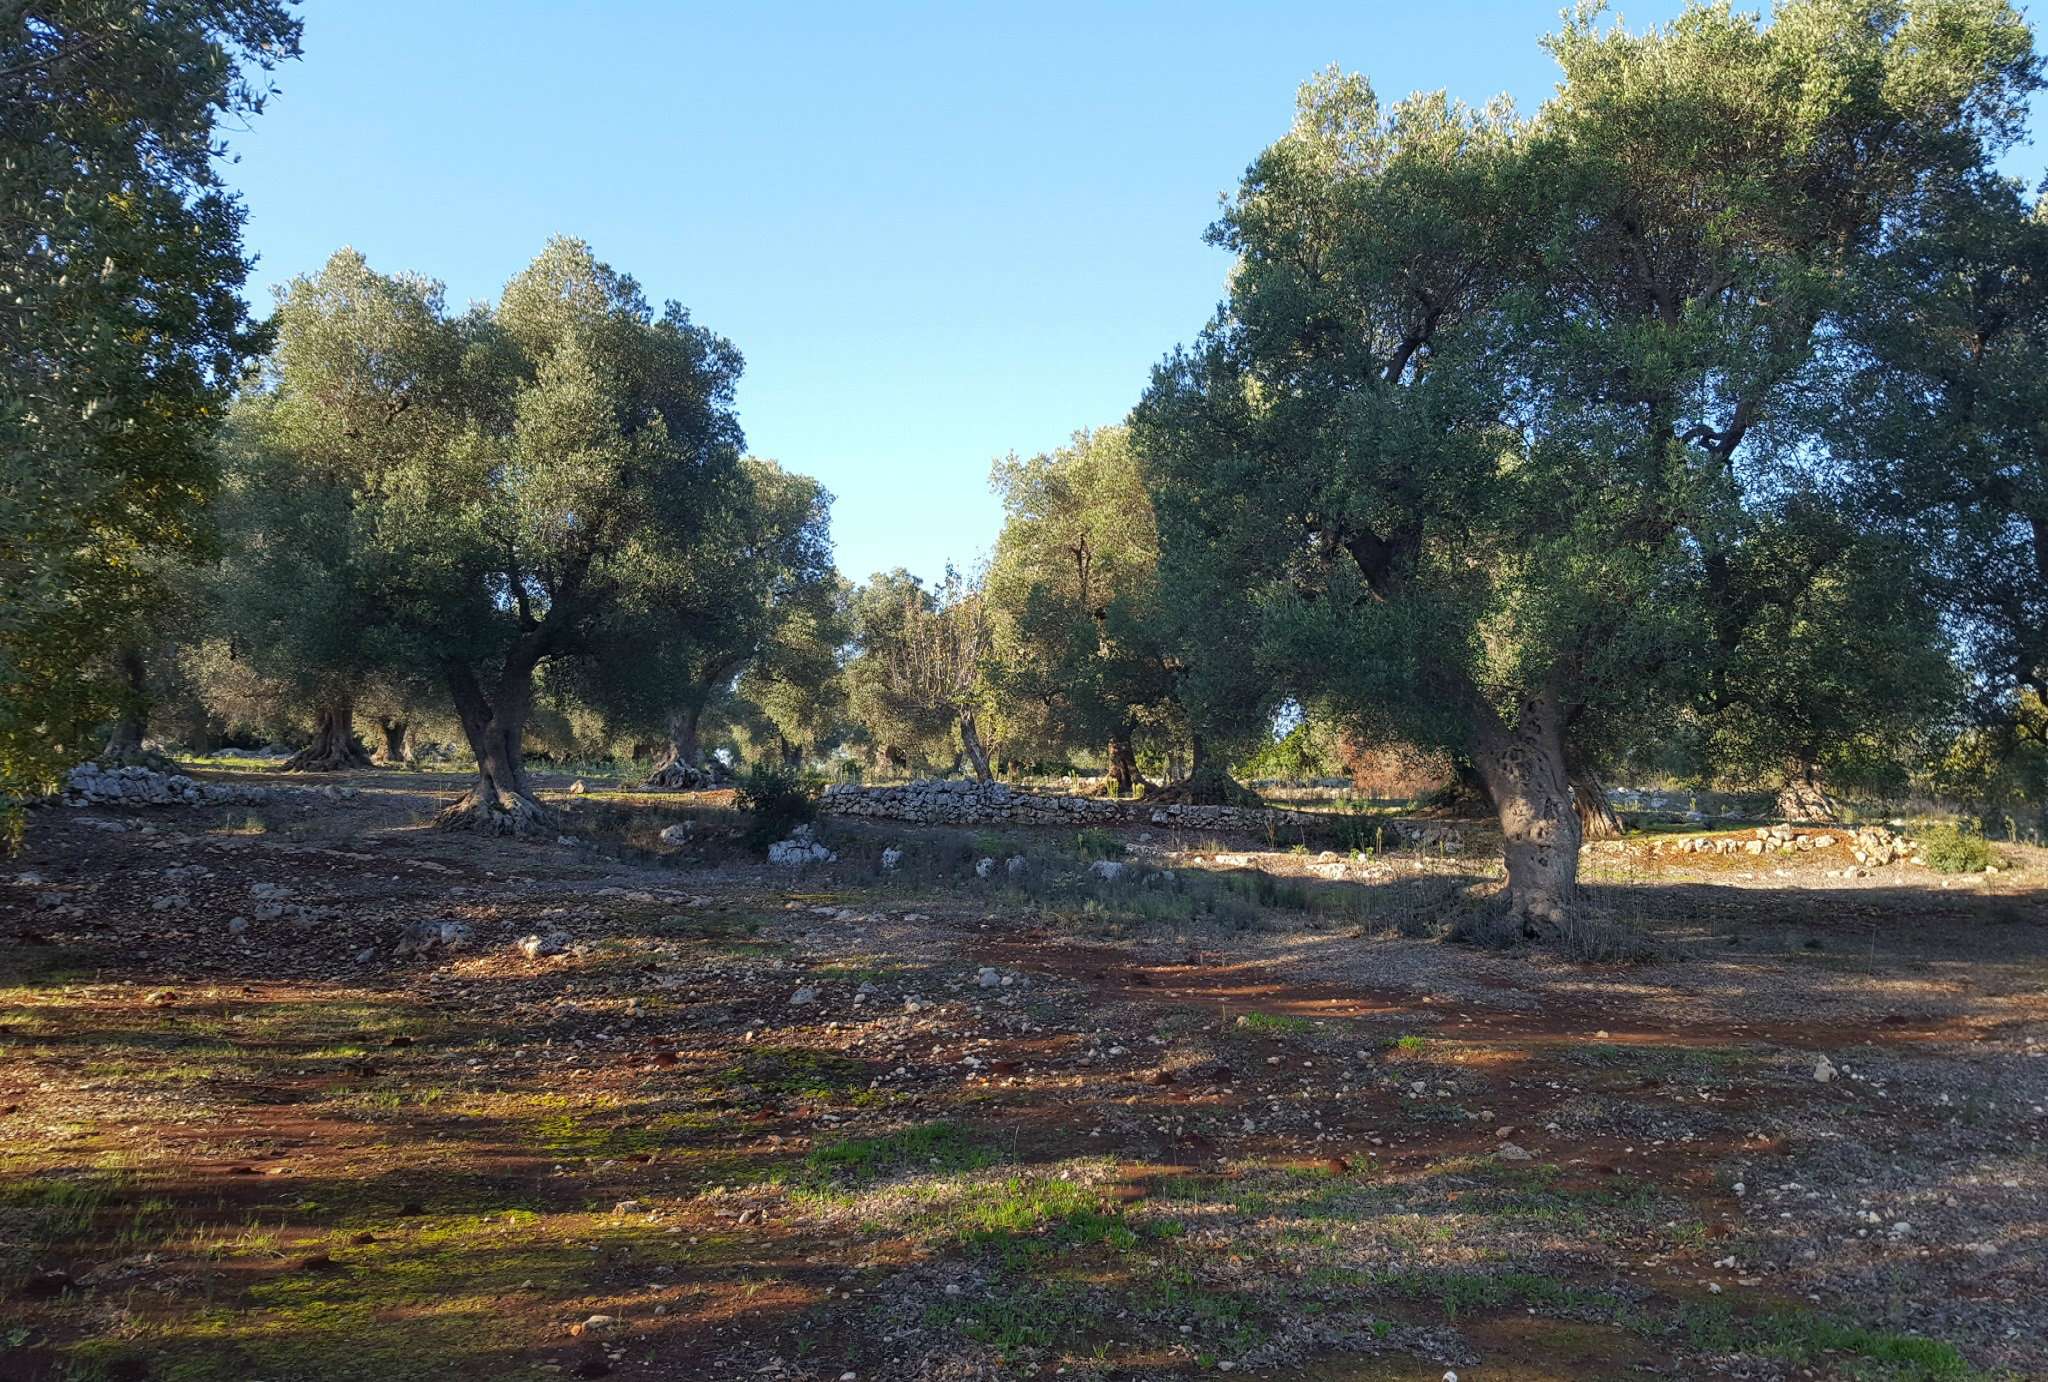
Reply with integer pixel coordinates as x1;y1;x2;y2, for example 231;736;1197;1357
1158;733;1259;806
1469;695;1582;934
438;655;552;835
372;717;414;766
1568;758;1625;841
1775;755;1840;823
1103;726;1138;797
101;646;149;761
284;698;372;772
644;703;708;790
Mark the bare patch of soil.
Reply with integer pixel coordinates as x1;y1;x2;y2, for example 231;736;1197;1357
1;768;2043;1380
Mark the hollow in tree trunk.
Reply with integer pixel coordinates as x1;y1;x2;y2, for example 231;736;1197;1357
372;717;414;766
438;658;553;835
283;699;373;772
1569;759;1624;841
1775;756;1840;823
959;710;993;783
1469;695;1582;935
644;705;709;790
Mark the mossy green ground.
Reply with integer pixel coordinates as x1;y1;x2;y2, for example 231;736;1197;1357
4;790;2040;1380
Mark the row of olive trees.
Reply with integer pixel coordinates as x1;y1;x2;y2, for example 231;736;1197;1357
832;1;2046;935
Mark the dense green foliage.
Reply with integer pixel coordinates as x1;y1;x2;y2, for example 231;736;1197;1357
984;428;1176;787
7;0;2044;887
1918;822;1998;874
845;568;994;778
583;456;838;784
733;761;822;853
0;1;301;826
1135;0;2041;919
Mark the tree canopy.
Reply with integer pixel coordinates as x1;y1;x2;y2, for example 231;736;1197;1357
1136;0;2042;928
0;0;301;830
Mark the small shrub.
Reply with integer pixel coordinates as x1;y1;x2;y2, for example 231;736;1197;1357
1073;826;1126;860
1919;823;1995;874
734;763;821;853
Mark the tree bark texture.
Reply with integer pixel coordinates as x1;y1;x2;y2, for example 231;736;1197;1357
1469;695;1583;933
960;710;993;783
1569;761;1625;840
437;657;553;835
284;698;373;772
644;704;710;790
372;717;415;766
1775;756;1841;823
101;646;148;760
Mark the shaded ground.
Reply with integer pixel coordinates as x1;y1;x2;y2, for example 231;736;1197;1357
2;765;2044;1381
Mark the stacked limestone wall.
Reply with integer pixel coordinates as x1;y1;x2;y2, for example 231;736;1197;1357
818;778;1450;846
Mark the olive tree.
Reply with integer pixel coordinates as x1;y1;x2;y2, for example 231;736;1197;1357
1136;2;2039;931
239;239;750;831
0;1;299;825
1831;181;2048;757
984;427;1176;792
216;251;466;769
846;568;995;778
581;457;837;788
410;239;746;830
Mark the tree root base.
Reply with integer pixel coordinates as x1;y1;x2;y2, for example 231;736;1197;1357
434;788;556;836
1145;770;1263;808
283;742;374;773
642;760;727;791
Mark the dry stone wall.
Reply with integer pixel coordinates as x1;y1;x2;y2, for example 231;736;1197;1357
55;762;355;809
818;778;1444;845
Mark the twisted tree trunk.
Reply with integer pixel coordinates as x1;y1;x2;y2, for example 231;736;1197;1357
1470;694;1582;935
438;656;552;835
643;705;708;790
372;717;414;766
1155;733;1260;806
1775;755;1840;823
101;646;149;762
1569;760;1625;841
283;699;372;772
1104;728;1138;797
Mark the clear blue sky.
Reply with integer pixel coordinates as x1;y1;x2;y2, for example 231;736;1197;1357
222;2;2041;587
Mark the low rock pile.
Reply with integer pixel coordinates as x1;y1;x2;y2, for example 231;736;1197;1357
766;824;836;865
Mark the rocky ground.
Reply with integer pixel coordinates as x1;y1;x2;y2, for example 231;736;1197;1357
1;765;2043;1381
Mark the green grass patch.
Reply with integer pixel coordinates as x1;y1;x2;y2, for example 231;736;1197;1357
793;1121;996;1196
1235;1011;1314;1035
